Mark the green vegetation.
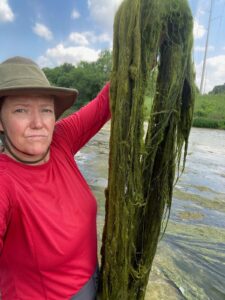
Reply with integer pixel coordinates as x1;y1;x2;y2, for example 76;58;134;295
209;83;225;95
144;93;225;130
193;93;225;129
43;50;112;111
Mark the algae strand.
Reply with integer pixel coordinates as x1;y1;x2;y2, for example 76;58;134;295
99;0;195;299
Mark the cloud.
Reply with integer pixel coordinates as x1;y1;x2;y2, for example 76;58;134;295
33;23;53;41
195;45;215;52
0;0;15;22
37;43;100;67
193;20;206;40
198;8;206;16
71;9;80;19
195;55;225;93
88;0;123;30
93;33;111;44
69;32;89;46
69;31;112;47
194;0;209;20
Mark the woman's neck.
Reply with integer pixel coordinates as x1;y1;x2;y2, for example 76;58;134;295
2;143;50;165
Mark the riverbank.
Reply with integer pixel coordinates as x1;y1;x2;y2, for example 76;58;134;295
193;93;225;129
144;93;225;130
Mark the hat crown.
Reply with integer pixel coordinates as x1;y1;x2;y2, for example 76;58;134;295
0;56;50;89
2;56;39;66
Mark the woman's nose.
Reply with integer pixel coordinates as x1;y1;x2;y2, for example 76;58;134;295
30;111;43;128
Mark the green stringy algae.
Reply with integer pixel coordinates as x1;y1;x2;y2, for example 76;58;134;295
99;0;195;299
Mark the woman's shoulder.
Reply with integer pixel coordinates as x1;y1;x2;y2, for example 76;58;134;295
0;155;17;181
0;155;8;173
0;165;12;196
0;164;10;179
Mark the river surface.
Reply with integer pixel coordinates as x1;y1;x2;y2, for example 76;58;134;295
76;124;225;300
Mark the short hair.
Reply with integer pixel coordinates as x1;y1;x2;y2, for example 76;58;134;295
0;97;5;138
0;96;5;111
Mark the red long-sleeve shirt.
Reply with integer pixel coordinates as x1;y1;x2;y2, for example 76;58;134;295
0;83;110;300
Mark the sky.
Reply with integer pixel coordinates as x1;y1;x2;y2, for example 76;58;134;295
0;0;225;93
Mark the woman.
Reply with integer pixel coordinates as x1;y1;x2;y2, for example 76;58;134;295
0;56;110;300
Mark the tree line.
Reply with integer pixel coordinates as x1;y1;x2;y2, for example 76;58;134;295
43;50;112;110
209;83;225;95
43;49;224;114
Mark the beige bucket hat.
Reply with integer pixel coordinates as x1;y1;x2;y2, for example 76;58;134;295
0;56;78;119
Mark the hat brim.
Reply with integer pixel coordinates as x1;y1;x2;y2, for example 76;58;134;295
0;86;78;119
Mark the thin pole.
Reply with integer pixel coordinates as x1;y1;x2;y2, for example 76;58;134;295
200;0;213;94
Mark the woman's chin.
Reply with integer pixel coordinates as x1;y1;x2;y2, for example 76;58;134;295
14;147;50;163
25;149;49;158
23;144;50;156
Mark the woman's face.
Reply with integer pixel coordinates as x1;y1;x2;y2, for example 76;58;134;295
0;95;55;163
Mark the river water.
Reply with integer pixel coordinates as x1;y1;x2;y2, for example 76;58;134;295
76;124;225;300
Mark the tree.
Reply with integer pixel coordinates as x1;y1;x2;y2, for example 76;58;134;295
42;50;112;109
209;83;225;95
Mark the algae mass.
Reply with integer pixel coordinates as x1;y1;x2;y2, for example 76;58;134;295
98;0;195;299
76;125;225;300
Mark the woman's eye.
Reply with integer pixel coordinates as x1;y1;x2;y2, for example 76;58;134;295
42;108;54;113
14;108;27;113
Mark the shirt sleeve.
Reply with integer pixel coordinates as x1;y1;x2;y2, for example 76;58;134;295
0;182;12;255
54;82;111;155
